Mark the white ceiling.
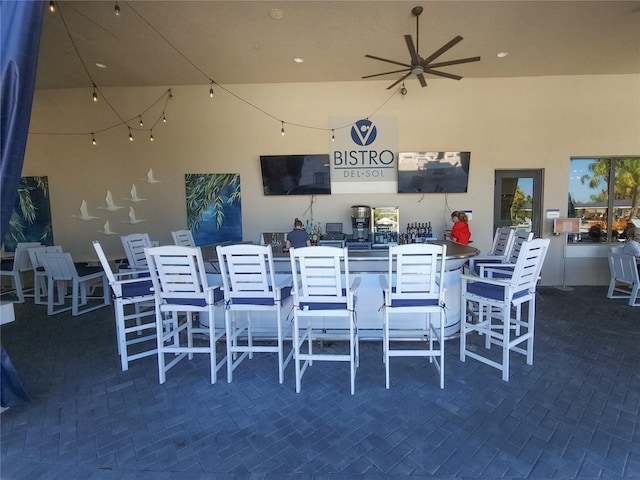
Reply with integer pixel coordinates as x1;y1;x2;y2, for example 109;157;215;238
36;1;640;91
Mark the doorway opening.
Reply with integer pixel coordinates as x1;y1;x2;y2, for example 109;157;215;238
494;169;544;238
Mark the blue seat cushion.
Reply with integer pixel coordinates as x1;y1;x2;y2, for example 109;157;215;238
121;280;153;298
384;288;439;307
299;288;348;310
473;258;502;275
299;301;348;310
467;282;528;301
230;285;291;306
389;298;439;307
76;264;102;276
167;287;223;307
1;259;14;270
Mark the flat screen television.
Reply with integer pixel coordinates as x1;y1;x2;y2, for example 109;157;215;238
397;151;471;193
260;154;331;195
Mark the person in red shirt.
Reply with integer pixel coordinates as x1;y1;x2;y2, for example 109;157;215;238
450;211;471;245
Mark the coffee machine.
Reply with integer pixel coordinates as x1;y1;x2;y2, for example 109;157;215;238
351;205;371;242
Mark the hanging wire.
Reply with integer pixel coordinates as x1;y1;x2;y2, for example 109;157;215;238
35;1;403;140
126;1;401;134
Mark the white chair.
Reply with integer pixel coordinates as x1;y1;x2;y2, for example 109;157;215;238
607;252;640;307
39;252;110;316
120;233;152;273
379;243;447;389
144;245;226;384
465;228;514;273
172;230;195;247
460;238;550;381
93;240;157;371
28;245;63;305
469;230;534;277
289;246;361;395
216;244;294;384
0;242;41;303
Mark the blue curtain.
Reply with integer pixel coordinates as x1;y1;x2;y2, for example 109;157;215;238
1;0;45;243
0;0;45;407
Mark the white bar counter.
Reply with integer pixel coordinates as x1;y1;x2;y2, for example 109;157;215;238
272;240;478;338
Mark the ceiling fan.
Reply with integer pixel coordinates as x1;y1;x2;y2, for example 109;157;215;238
363;6;481;90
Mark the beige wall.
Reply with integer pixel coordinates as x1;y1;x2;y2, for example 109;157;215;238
23;74;640;285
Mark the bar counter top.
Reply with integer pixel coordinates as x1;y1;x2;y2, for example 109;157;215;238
272;239;478;261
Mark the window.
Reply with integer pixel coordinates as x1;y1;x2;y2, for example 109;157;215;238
568;157;640;243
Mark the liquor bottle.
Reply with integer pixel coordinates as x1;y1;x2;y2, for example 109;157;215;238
427;221;432;236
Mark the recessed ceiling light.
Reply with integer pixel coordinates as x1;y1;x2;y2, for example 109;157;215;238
497;52;509;58
95;62;108;68
269;8;284;20
293;57;304;63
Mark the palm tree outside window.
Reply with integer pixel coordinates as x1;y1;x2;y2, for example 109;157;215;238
569;157;640;243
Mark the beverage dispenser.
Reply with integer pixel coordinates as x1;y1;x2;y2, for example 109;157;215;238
351;205;371;242
372;206;399;247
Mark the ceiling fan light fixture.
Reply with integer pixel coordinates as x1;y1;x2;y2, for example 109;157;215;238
363;6;480;90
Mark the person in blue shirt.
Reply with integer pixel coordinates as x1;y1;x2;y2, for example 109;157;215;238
286;218;311;250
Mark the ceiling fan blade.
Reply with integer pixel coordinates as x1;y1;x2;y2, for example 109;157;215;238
404;35;420;64
422;35;464;64
424;69;463;81
362;68;411;79
365;54;412;69
428;56;481;68
386;72;412;90
417;73;427;87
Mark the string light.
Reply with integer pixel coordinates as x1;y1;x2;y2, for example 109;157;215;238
139;116;144;127
38;0;403;146
91;133;96;145
149;130;154;142
49;1;55;13
331;129;335;142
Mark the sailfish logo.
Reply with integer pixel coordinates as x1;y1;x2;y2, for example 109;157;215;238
350;119;377;146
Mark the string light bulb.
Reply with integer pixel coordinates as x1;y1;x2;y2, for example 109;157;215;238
49;1;55;13
92;84;98;102
149;130;154;142
138;116;143;127
331;129;335;142
168;89;173;99
209;81;214;98
128;127;133;142
91;133;96;145
400;82;407;97
162;113;167;123
281;121;285;136
114;0;120;16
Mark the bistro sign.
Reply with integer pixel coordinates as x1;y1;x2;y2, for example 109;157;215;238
330;116;397;194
